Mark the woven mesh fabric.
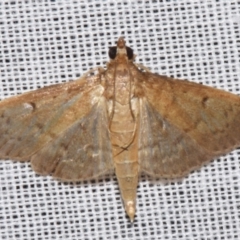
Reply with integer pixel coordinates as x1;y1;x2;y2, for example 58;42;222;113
0;1;240;239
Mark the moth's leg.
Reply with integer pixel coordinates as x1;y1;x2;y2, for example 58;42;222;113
81;67;104;78
134;63;151;72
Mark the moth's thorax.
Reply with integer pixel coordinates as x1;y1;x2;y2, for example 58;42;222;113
101;56;138;143
102;57;135;105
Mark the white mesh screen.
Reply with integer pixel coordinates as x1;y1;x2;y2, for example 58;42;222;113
0;1;240;239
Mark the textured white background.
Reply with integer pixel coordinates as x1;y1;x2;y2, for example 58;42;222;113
0;1;240;239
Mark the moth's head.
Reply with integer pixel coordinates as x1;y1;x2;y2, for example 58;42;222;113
108;37;134;61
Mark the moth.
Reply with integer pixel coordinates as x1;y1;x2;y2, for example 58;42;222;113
1;37;240;222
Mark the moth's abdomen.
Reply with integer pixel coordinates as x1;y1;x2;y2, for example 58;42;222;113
114;149;139;221
109;99;139;221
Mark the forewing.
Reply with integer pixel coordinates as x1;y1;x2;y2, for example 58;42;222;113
0;76;113;180
138;73;240;178
0;77;102;160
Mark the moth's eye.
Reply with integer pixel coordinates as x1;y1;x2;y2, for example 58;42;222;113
108;46;134;60
108;47;117;59
126;47;134;60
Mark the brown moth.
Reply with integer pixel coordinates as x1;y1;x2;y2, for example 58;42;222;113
1;37;240;221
